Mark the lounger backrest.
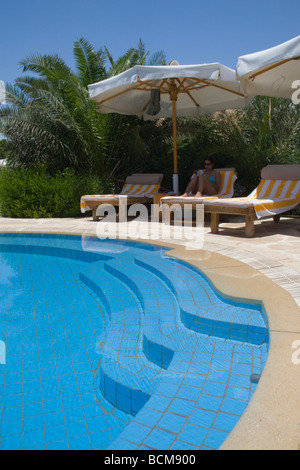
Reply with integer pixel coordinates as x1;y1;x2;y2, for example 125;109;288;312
217;170;237;198
261;165;300;181
248;166;300;200
250;179;300;200
216;168;236;173
195;167;235;176
193;168;236;198
126;174;163;184
121;173;163;196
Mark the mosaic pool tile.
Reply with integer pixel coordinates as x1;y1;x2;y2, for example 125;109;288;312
0;234;269;450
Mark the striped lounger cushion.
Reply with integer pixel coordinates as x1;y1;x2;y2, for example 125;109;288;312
80;183;160;213
243;179;300;219
204;179;300;219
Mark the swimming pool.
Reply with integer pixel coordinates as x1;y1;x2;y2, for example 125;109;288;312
0;233;268;450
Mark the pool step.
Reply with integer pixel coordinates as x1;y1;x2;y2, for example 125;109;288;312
134;255;268;345
79;250;268;417
103;258;197;368
107;337;268;450
79;262;164;416
0;242;112;264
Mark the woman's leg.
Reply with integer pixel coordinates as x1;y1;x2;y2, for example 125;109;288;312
182;175;198;196
196;174;218;197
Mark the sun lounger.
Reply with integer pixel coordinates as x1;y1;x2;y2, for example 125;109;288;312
81;173;163;220
161;168;236;207
159;169;236;223
203;165;300;237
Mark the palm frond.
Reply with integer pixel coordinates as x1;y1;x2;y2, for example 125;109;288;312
73;38;107;87
20;54;73;83
149;50;166;65
105;46;137;76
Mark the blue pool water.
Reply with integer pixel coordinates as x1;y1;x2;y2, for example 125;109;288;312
0;234;269;450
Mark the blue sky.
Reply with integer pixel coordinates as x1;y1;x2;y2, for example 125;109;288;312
0;0;299;85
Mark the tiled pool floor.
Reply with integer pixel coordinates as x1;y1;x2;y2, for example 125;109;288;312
0;234;269;450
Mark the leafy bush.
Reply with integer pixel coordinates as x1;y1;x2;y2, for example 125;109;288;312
0;165;114;218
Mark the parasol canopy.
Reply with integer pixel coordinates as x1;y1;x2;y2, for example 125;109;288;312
89;62;251;192
236;35;300;100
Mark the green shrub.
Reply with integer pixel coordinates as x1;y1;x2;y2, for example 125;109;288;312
0;166;114;218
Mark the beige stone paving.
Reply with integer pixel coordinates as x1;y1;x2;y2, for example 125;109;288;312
0;214;300;449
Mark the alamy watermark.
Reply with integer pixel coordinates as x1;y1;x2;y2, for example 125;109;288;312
0;80;6;104
0;340;6;365
291;340;300;365
95;197;205;250
292;80;300;105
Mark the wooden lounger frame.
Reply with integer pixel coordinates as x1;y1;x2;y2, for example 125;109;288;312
204;203;295;237
84;197;152;221
82;173;163;221
203;203;257;237
160;200;283;238
161;165;300;237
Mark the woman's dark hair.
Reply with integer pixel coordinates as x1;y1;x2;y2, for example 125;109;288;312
204;156;215;167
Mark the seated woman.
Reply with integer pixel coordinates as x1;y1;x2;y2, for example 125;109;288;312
182;157;221;197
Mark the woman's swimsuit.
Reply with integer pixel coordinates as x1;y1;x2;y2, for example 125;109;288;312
209;174;216;184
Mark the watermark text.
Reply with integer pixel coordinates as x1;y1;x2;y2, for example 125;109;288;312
0;80;6;104
0;340;6;365
292;80;300;105
292;339;300;366
292;340;300;365
95;197;205;250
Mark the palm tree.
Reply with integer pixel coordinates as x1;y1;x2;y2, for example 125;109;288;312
0;39;166;177
0;47;105;173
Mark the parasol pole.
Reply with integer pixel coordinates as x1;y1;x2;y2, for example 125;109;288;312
169;79;179;193
172;98;179;193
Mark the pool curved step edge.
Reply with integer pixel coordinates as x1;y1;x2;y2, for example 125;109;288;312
79;268;165;416
106;338;267;451
180;308;267;345
79;262;184;417
79;255;269;424
135;256;268;346
103;259;194;363
79;271;112;318
143;334;174;370
94;368;151;417
0;243;112;263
